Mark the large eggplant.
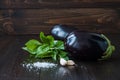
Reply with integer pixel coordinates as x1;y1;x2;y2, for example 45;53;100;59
65;31;115;60
51;24;77;40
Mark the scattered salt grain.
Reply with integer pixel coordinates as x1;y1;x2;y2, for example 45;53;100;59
33;62;57;68
22;61;57;71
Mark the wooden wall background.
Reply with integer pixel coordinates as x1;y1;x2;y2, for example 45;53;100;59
0;0;120;35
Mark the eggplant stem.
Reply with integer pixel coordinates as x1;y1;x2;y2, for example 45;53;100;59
99;34;115;60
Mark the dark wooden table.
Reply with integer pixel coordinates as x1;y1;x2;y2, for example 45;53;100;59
0;34;120;80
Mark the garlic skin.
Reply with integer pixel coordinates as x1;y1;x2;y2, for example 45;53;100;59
60;58;67;66
67;60;75;66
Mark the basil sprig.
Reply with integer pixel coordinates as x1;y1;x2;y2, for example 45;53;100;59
22;32;69;61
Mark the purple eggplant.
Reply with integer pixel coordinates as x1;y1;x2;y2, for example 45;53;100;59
65;31;115;61
51;25;115;61
51;24;77;40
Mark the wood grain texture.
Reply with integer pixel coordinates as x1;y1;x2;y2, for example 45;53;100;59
0;34;120;80
0;11;3;35
1;8;120;34
0;0;120;35
0;0;120;9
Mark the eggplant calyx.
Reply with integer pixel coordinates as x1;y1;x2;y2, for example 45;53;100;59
99;34;115;60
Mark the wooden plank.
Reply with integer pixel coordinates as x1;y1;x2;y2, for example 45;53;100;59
0;10;4;35
0;36;14;51
1;8;120;34
0;36;20;80
12;24;120;35
0;0;120;9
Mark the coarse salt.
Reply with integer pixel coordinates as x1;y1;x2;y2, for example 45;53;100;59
22;61;57;71
33;62;57;68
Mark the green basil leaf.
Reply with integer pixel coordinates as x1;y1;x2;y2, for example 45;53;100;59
22;47;36;54
59;51;69;60
25;39;41;51
35;52;52;58
35;44;50;58
40;32;54;46
46;35;54;46
51;50;58;61
40;32;47;43
54;40;64;50
36;44;49;54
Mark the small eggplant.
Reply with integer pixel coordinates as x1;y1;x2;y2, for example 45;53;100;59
65;31;115;61
51;24;77;40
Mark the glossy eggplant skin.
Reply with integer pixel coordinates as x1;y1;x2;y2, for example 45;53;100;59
65;31;108;60
51;24;77;40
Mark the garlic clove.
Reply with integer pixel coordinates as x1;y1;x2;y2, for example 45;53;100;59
67;60;75;66
60;58;67;66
